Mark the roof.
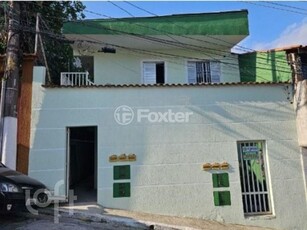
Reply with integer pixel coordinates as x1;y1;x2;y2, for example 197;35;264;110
43;81;291;89
63;10;249;36
240;45;307;54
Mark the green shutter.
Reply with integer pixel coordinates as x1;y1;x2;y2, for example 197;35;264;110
114;165;130;180
113;183;131;198
213;191;231;206
212;173;229;188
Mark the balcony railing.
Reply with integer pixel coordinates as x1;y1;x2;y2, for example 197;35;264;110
60;72;95;86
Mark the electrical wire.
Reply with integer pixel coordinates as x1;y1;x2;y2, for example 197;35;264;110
242;1;307;16
0;2;295;81
2;2;294;69
81;7;292;70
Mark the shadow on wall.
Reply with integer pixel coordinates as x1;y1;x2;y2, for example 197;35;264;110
238;51;291;82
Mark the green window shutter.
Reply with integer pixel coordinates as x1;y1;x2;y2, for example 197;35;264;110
113;183;131;198
212;173;229;188
114;165;130;180
213;191;231;206
213;191;220;206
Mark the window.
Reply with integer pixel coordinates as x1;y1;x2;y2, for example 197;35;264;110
188;61;220;83
213;191;231;206
113;165;130;180
72;56;94;82
143;62;165;84
212;173;229;188
237;141;272;215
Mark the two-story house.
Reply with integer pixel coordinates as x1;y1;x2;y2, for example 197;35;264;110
25;10;307;229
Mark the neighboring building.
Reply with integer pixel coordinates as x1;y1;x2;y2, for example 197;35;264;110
25;10;307;230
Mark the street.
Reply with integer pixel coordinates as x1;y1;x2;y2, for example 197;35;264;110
0;211;147;230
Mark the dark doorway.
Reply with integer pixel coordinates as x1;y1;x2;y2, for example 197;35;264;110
156;62;165;84
68;126;97;203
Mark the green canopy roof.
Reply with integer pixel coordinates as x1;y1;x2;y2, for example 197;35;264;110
63;10;249;36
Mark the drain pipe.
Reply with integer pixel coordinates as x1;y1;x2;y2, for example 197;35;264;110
0;78;6;162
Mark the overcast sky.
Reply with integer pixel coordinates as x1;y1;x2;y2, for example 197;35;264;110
83;1;307;52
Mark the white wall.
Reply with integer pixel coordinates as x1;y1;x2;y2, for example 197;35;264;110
79;49;241;84
29;67;307;230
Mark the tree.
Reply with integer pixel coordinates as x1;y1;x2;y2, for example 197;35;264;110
0;1;85;168
0;1;86;84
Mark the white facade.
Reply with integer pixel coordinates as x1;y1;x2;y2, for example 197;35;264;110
73;49;240;85
28;67;307;230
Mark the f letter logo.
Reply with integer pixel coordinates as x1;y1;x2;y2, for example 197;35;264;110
114;105;134;125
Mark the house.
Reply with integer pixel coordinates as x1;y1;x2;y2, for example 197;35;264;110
25;10;307;229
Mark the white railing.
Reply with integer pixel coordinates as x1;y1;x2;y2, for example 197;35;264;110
60;72;95;86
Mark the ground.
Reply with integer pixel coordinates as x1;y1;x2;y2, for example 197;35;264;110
0;211;142;230
0;204;276;230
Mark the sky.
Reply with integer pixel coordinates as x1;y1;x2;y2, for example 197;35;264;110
83;1;307;52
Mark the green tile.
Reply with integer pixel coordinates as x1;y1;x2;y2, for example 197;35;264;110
114;165;130;180
213;191;231;206
113;183;131;198
212;173;229;188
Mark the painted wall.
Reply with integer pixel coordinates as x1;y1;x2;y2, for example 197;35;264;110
75;49;240;84
29;67;307;230
239;51;292;82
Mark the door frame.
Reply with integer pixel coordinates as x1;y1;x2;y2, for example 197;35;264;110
65;126;98;200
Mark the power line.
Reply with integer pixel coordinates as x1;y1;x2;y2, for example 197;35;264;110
64;25;291;83
124;1;158;17
242;1;307;16
0;3;294;80
3;2;293;69
82;6;292;69
108;1;134;17
114;1;293;66
264;1;307;13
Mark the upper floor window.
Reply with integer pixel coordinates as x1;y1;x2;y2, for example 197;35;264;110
188;61;221;83
143;61;165;84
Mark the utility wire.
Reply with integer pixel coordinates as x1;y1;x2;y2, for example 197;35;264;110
109;1;293;66
108;1;134;17
124;1;158;16
0;3;294;80
242;1;307;16
2;2;293;68
82;7;291;69
64;26;291;82
65;19;292;74
264;1;307;13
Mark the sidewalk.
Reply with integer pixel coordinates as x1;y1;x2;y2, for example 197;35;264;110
38;203;276;230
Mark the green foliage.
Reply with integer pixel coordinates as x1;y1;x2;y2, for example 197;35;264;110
0;2;9;54
0;1;86;84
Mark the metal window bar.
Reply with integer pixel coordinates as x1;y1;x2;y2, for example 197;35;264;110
205;62;211;83
237;141;272;215
195;62;212;83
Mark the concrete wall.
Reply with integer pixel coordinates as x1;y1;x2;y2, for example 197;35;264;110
29;67;307;229
76;49;240;84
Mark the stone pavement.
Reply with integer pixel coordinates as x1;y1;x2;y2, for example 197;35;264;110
37;203;276;230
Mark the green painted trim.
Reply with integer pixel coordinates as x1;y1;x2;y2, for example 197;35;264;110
64;10;249;36
114;165;131;180
239;51;292;82
113;183;131;198
212;173;230;188
213;191;231;206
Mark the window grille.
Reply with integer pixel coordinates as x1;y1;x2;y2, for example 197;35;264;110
237;141;272;215
188;61;220;83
